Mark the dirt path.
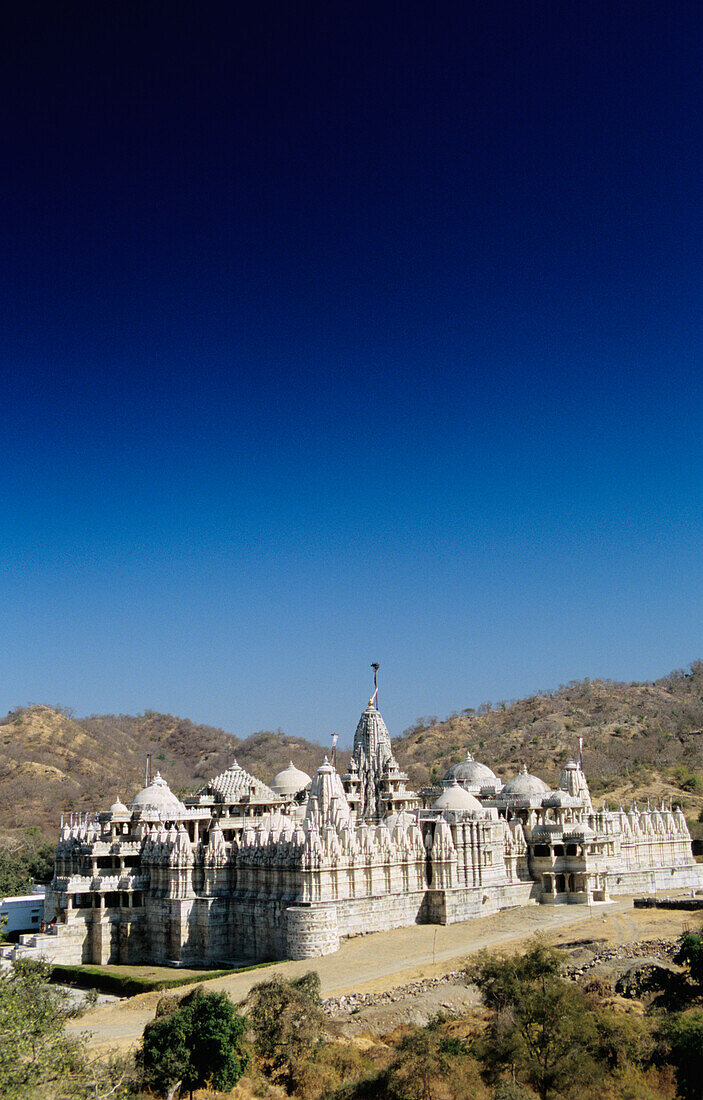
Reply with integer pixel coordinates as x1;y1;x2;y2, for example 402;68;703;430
67;897;698;1052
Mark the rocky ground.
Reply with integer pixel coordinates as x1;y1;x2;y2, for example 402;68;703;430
322;972;482;1036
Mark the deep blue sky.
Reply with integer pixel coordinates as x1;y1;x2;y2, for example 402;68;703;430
3;2;703;747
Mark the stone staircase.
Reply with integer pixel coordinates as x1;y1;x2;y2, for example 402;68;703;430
0;926;85;967
0;934;43;967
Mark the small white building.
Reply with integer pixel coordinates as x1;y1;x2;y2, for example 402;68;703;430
1;890;45;935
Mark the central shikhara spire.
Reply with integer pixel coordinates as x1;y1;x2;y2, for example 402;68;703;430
352;665;393;820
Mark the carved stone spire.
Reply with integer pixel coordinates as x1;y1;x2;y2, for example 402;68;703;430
351;667;393;821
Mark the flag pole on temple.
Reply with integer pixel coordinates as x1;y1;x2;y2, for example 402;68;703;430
331;733;338;769
371;662;379;708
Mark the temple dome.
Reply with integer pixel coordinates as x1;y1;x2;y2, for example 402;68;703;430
444;751;497;786
271;761;312;798
200;759;278;803
109;797;129;817
130;772;185;816
501;764;550;799
432;779;483;813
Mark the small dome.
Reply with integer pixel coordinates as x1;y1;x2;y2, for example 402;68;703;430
109;796;129;817
444;751;497;785
542;789;577;808
433;779;483;813
270;761;312;798
384;810;418;829
130;772;185;816
501;764;550;799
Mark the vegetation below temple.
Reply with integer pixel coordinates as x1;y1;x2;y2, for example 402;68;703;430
2;660;703;843
4;933;703;1098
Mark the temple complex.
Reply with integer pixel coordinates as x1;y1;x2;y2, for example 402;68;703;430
17;677;702;967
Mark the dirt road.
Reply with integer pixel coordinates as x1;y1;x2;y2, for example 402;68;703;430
67;897;698;1052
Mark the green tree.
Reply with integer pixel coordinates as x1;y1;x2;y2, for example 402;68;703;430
0;848;34;896
0;957;132;1099
23;841;56;885
588;1005;654;1074
139;987;248;1098
246;971;324;1086
465;940;563;1011
0;835;56;896
466;942;596;1100
674;931;703;990
0;957;81;1098
661;1009;703;1100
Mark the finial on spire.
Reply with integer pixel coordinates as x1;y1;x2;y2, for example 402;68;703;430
370;663;380;708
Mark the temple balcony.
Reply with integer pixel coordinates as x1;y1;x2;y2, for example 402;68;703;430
52;875;92;892
85;839;144;855
531;854;590;874
90;873;149;891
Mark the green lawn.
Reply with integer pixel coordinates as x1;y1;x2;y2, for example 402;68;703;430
50;958;278;997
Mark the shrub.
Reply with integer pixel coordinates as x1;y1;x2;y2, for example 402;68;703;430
383;1016;489;1100
247;971;324;1087
674;766;702;793
660;1009;703;1100
674;932;703;989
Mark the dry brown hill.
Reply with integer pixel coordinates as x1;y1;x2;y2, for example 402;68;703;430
393;661;703;818
0;706;348;835
3;660;703;840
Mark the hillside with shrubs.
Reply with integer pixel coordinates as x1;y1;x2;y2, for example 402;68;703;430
5;933;703;1099
2;661;703;843
395;661;703;822
0;705;348;837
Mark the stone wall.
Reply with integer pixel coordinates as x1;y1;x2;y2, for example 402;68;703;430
634;896;703;910
606;863;703;897
434;880;538;925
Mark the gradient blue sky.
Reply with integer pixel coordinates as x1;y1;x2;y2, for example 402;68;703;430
3;2;703;746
